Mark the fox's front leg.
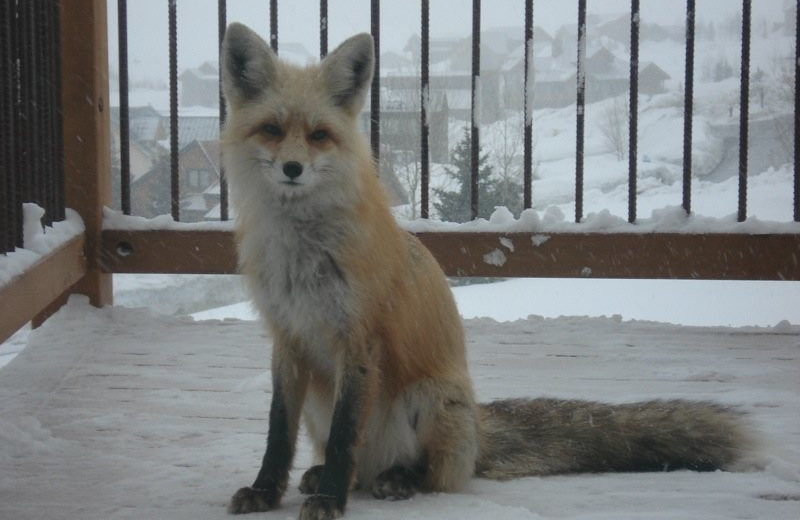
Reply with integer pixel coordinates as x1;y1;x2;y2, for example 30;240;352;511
300;348;373;520
229;347;308;514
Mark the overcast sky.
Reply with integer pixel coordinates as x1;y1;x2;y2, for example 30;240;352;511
107;0;788;84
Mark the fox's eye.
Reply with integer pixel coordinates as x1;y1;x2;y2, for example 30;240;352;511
261;124;283;137
309;129;329;141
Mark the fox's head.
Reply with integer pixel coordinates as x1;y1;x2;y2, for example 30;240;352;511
221;23;375;214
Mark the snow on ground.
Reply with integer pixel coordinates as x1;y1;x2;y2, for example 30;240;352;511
189;277;800;329
0;297;798;519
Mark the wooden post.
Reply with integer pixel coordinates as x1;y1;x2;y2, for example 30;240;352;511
56;0;112;308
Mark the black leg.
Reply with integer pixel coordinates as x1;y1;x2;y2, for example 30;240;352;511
299;366;368;520
229;357;307;515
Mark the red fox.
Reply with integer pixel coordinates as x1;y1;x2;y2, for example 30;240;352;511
220;23;753;519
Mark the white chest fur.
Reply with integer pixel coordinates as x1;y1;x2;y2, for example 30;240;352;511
238;210;354;344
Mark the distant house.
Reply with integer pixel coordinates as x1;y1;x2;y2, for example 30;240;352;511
130;139;221;221
360;87;450;164
177;116;220;148
180;62;219;108
639;62;670;95
178;140;221;221
503;44;670;110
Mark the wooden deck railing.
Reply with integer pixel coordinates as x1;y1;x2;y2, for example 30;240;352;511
1;0;800;346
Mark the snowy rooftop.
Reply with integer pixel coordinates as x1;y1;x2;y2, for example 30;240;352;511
0;298;798;519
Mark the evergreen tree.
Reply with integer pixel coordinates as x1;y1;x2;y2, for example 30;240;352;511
434;127;521;222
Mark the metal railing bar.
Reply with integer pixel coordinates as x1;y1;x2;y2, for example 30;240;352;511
320;0;327;58
370;0;380;164
168;0;179;221
0;0;13;252
470;0;480;220
682;0;695;215
16;2;32;209
32;1;44;224
218;0;228;221
30;1;43;222
737;0;751;222
628;0;640;224
420;0;430;219
523;0;533;210
795;0;799;222
53;1;63;221
269;0;277;53
42;0;56;227
575;0;587;223
117;0;131;215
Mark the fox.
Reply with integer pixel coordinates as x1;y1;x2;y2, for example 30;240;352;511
220;23;754;520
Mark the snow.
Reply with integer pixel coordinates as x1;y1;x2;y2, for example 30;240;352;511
0;296;798;519
0;204;85;287
482;248;507;267
103;207;234;231
400;202;800;234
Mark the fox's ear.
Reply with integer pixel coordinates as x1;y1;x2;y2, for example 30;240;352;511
221;23;277;109
321;33;374;115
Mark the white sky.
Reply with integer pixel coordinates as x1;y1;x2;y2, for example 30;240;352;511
107;0;788;83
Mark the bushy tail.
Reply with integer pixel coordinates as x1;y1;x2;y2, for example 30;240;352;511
475;398;753;480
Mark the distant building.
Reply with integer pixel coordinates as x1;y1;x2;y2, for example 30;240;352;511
502;44;670;110
180;62;219;108
360;88;450;164
177;140;221;221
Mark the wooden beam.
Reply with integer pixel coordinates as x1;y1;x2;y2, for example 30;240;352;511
0;235;87;345
101;230;238;274
101;229;800;281
60;0;112;307
418;232;800;280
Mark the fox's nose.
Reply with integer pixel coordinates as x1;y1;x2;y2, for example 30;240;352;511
283;161;303;179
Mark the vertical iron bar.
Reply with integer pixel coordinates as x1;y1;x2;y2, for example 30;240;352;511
320;0;328;58
169;0;179;221
31;0;43;221
795;0;799;222
0;0;13;252
118;0;131;214
26;1;39;208
370;0;380;164
575;0;586;223
17;1;32;208
628;0;639;224
523;0;533;210
53;0;63;221
682;0;695;215
31;0;44;223
12;0;23;245
269;0;277;53
218;0;228;221
41;0;54;226
11;0;22;246
737;0;751;222
420;0;429;219
470;0;481;220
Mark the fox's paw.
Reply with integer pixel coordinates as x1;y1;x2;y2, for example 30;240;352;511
299;494;343;520
227;486;280;514
371;465;420;501
299;465;325;495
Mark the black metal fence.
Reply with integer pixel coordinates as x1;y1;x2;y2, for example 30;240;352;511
114;0;800;226
0;0;63;256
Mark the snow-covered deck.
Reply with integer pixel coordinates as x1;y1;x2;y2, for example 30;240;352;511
0;298;798;519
